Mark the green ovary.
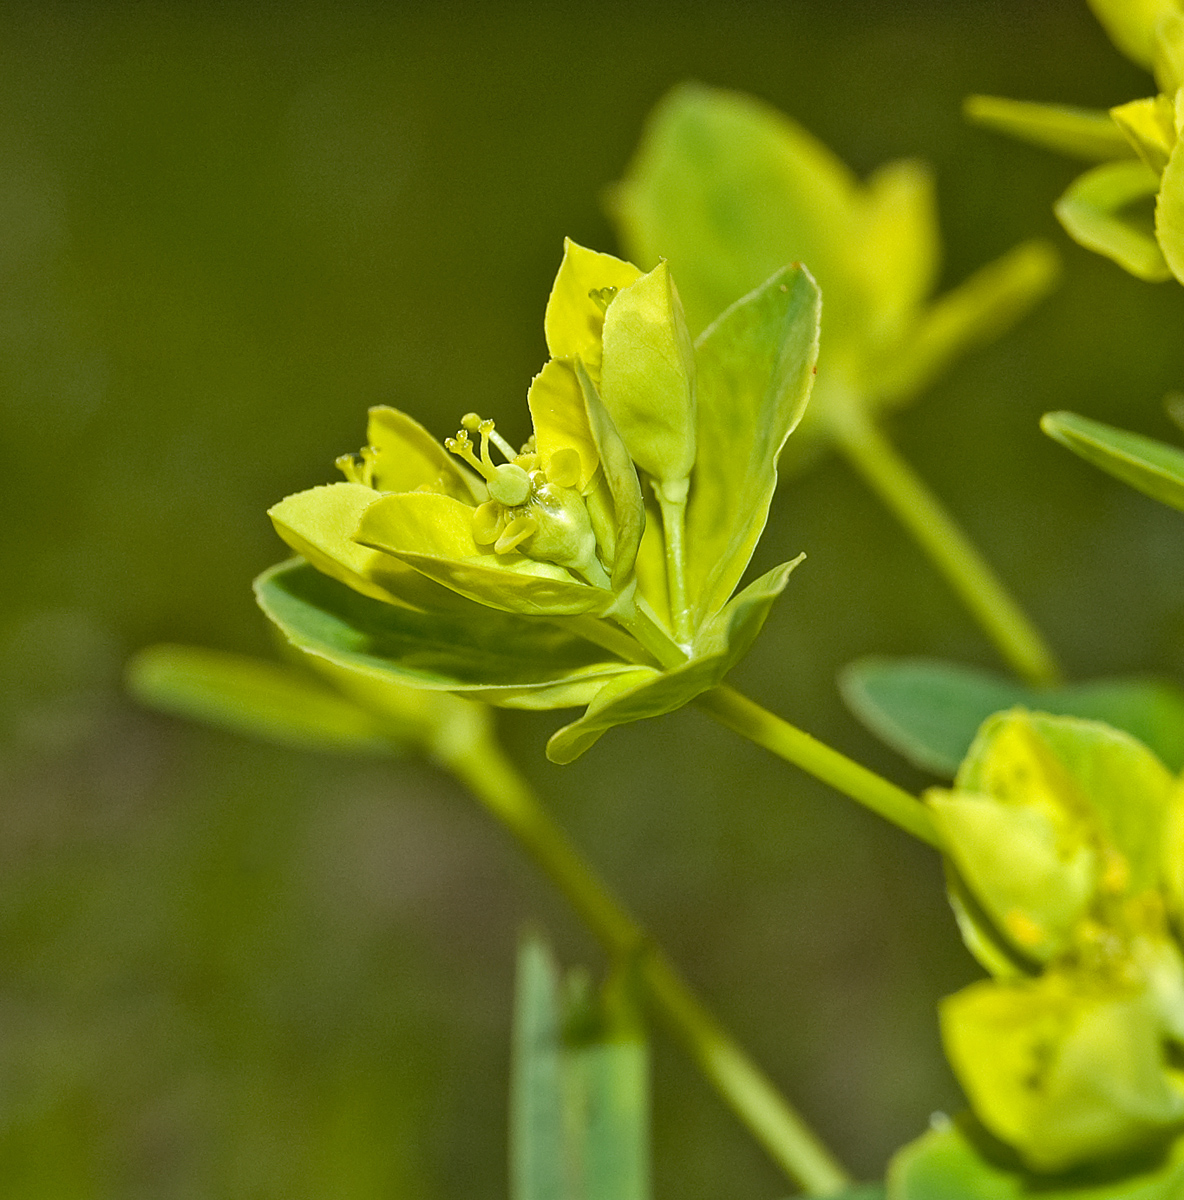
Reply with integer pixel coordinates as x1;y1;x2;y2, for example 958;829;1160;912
446;412;606;585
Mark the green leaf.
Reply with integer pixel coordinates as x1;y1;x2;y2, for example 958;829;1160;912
686;266;820;624
126;644;396;755
1041;411;1184;513
510;935;651;1200
1055;161;1173;282
840;658;1184;776
1086;0;1184;69
963;96;1134;161
600;260;697;489
547;559;800;763
361;405;485;501
609;81;862;339
511;936;568;1200
255;559;637;710
875;241;1060;405
889;1119;1184;1200
941;976;1184;1172
1156;96;1184;284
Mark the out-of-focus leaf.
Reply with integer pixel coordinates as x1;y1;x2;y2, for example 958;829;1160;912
1041;411;1184;512
255;559;637;710
841;657;1184;776
686;265;820;623
1055;161;1172;282
126;644;396;755
511;937;567;1200
964;95;1134;161
888;1119;1184;1199
609;82;861;339
546;559;800;763
510;935;651;1200
875;241;1060;404
1086;0;1184;70
1157;99;1184;283
600;260;697;489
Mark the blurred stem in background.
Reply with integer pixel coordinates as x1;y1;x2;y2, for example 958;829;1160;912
445;725;853;1196
826;393;1061;689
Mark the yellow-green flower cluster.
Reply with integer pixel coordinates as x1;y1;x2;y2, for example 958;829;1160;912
257;240;820;762
929;710;1184;1172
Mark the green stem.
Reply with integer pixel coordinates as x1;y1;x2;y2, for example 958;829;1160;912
613;596;687;670
696;686;941;849
829;396;1061;688
656;484;693;647
445;733;852;1196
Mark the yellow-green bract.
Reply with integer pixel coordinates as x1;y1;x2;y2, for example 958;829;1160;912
926;709;1184;1173
257;240;821;763
967;1;1184;284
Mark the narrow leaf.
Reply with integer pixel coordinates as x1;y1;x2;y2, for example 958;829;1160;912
126;644;396;755
964;95;1133;161
1041;410;1184;512
511;936;568;1200
1086;0;1184;69
1054;161;1172;282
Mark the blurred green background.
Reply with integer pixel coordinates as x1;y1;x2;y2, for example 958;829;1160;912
3;1;1184;1195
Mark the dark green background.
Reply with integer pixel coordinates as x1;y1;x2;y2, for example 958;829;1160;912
3;1;1184;1195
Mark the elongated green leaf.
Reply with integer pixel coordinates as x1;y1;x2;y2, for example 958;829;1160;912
510;936;652;1200
547;559;799;762
1041;411;1184;512
1055;161;1172;281
876;241;1060;404
687;267;820;624
255;559;637;710
126;644;396;755
609;82;862;339
1111;96;1177;174
511;937;567;1200
964;95;1133;161
841;658;1184;776
1157;102;1184;283
888;1120;1184;1200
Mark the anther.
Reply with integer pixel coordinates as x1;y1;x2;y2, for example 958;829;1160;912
588;285;619;313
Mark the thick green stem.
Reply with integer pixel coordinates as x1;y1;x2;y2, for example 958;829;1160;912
444;734;852;1196
830;396;1061;688
696;686;941;849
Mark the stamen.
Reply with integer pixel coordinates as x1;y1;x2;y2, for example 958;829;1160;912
495;515;538;555
445;429;491;480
